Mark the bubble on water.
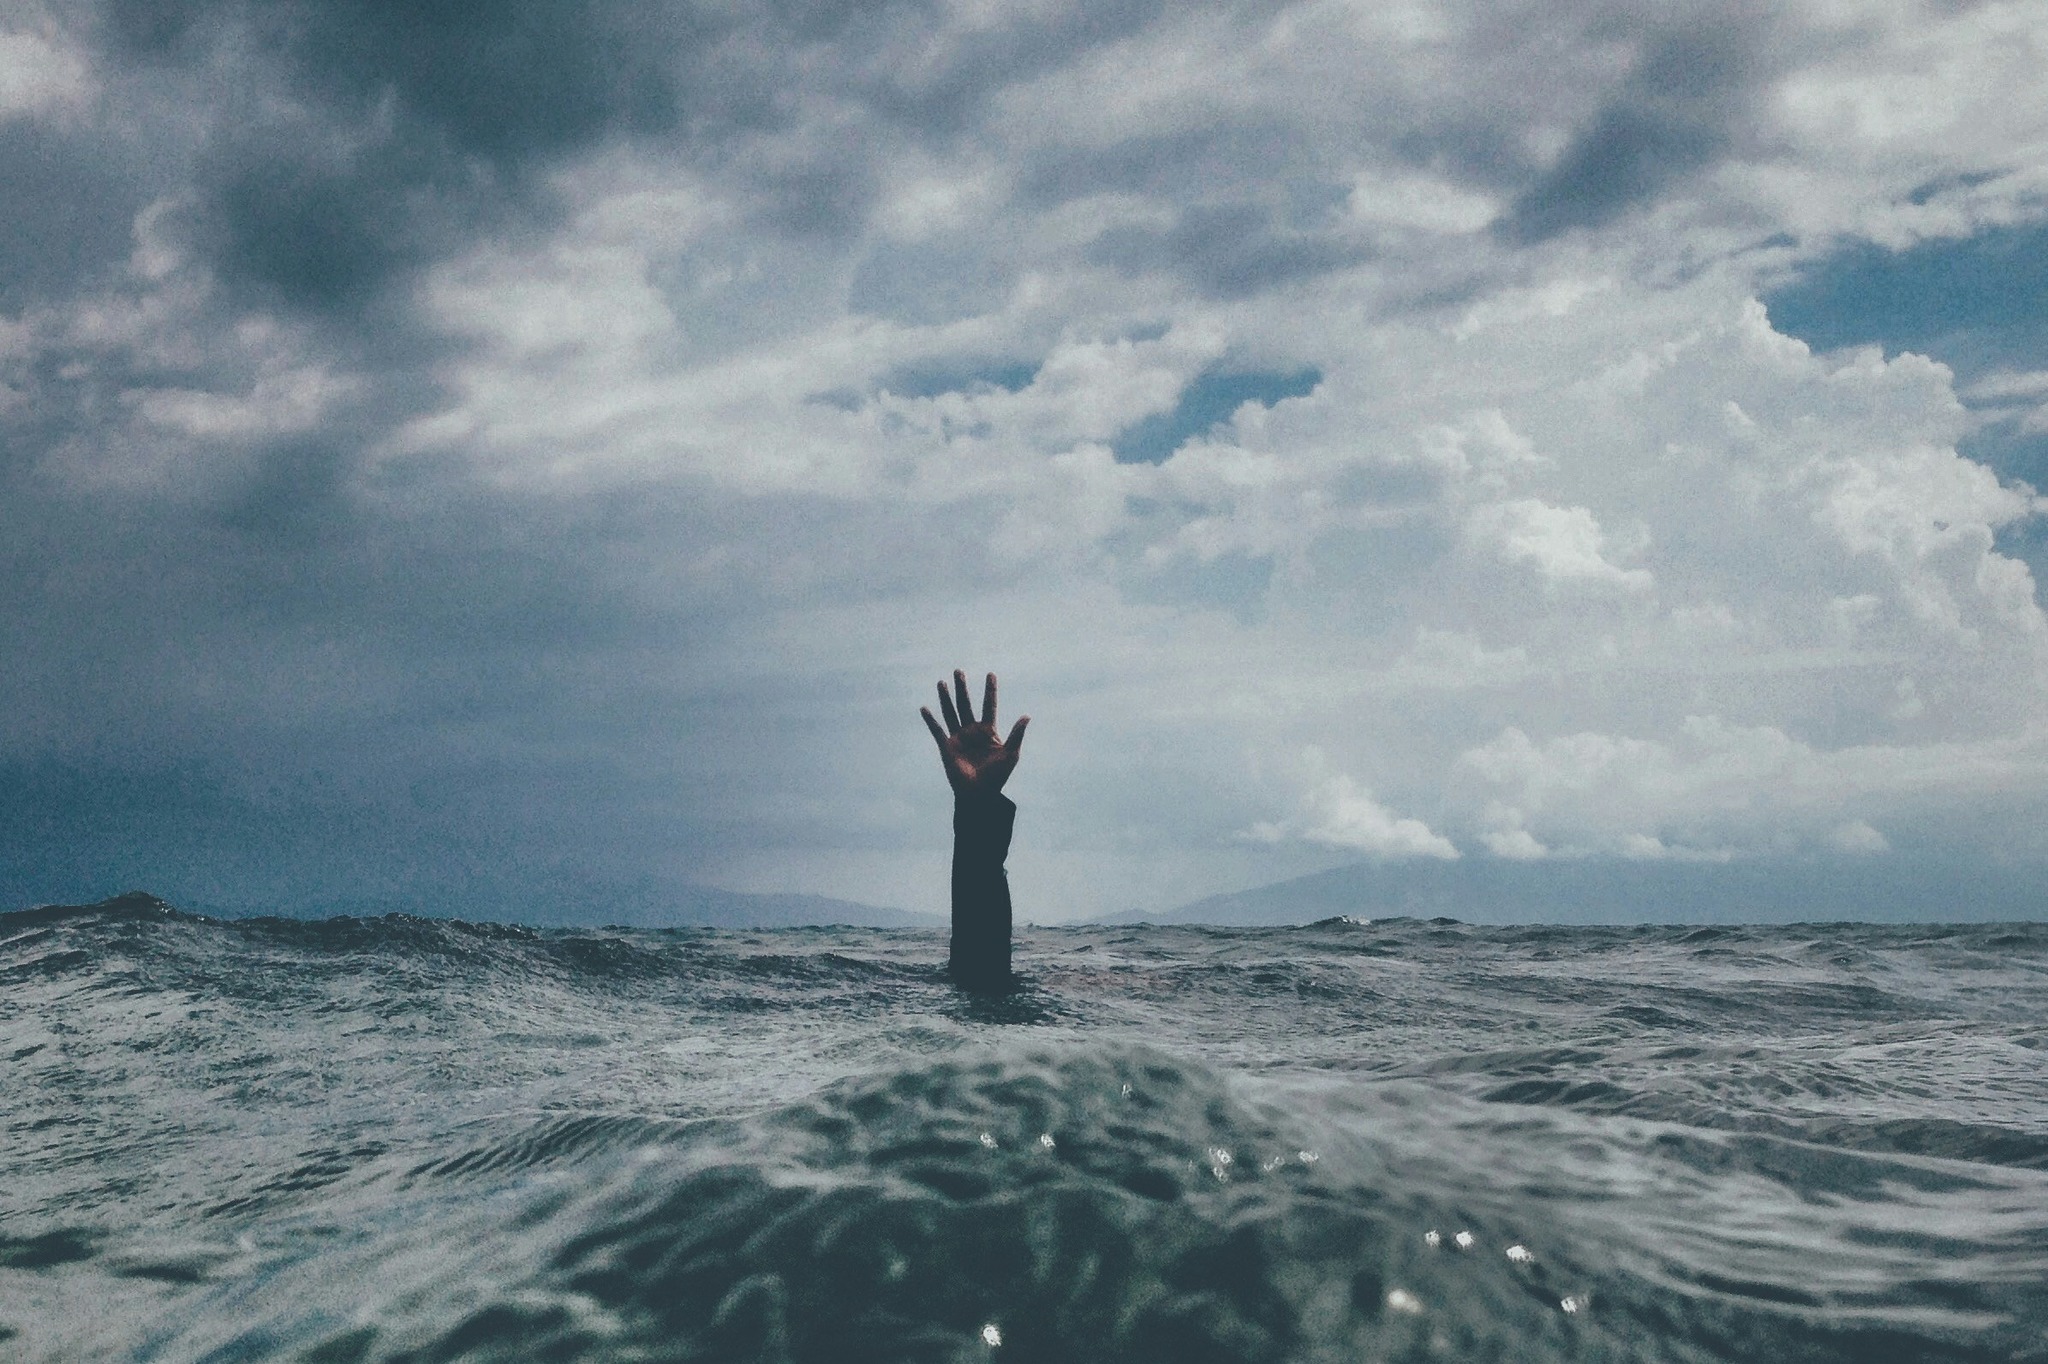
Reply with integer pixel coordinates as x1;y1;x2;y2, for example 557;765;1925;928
1297;1149;1319;1164
1037;1132;1055;1149
978;1132;997;1149
1453;1230;1474;1250
1119;1083;1132;1097
1561;1295;1586;1315
1424;1230;1441;1248
1505;1244;1532;1264
1385;1288;1423;1315
980;1323;1002;1346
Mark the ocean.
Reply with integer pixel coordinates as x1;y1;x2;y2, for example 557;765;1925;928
3;894;2045;1362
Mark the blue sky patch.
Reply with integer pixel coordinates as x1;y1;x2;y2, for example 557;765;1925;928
1763;222;2048;384
878;359;1041;400
1113;366;1323;464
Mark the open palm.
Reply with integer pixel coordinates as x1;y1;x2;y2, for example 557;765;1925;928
921;670;1029;796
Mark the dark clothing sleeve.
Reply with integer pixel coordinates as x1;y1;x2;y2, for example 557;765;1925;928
949;791;1015;991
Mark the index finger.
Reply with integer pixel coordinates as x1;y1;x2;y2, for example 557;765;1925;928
982;673;998;731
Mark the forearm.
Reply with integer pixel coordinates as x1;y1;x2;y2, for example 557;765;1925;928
949;791;1015;988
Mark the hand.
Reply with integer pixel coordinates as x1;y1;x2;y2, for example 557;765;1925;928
921;670;1029;798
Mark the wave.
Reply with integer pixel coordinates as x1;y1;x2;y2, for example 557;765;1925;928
114;1045;2046;1364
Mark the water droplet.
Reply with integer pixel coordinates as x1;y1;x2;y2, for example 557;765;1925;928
1453;1230;1474;1250
981;1323;1002;1346
979;1132;997;1149
1037;1132;1055;1149
1385;1287;1423;1315
1505;1244;1532;1263
1424;1230;1441;1248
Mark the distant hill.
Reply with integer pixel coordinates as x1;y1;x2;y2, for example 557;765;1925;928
1099;855;2047;925
9;884;940;930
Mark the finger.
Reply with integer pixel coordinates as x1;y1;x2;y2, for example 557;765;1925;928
982;673;998;730
921;706;948;748
1005;715;1029;754
936;681;960;732
954;669;974;726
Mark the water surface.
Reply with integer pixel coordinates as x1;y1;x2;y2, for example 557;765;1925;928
4;896;2045;1361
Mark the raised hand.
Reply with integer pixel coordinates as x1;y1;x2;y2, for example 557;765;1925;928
920;669;1029;798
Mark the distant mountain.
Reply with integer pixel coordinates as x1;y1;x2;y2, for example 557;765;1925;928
1100;854;2046;925
10;884;941;930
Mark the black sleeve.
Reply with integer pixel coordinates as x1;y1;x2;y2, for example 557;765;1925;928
949;791;1015;990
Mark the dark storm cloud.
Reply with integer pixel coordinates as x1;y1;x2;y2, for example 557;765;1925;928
1498;19;1766;244
97;0;705;315
78;0;1176;317
103;0;694;155
1089;202;1366;299
1018;122;1316;209
197;146;450;314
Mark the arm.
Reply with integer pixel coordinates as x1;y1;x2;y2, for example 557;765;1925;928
950;787;1015;989
920;670;1029;990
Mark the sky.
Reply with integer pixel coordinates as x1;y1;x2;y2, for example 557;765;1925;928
2;0;2046;922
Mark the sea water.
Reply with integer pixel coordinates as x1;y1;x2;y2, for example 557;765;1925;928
3;894;2046;1362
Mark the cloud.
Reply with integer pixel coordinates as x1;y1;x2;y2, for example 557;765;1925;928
1249;758;1460;861
1480;827;1549;860
1299;775;1460;859
1465;498;1654;590
1457;717;2048;861
1373;629;1531;693
1826;819;1890;853
1088;201;1367;299
0;25;93;121
1499;16;1768;243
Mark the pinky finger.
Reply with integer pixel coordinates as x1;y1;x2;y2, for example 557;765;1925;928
921;707;948;747
1005;715;1030;754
